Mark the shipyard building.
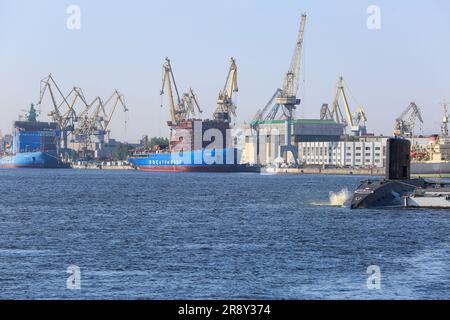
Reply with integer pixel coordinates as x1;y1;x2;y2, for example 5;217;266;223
299;137;388;168
242;119;343;164
242;119;388;168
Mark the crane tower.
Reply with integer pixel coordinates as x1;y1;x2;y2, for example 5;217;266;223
214;57;238;123
394;102;424;137
276;14;307;163
160;58;203;126
329;76;367;136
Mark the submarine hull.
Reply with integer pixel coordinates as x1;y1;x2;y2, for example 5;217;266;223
351;179;426;209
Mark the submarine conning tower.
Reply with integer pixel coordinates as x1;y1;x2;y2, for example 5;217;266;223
386;138;411;180
350;137;424;209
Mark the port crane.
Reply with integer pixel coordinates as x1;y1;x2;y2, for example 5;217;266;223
327;76;368;136
73;90;128;157
319;103;333;121
100;89;129;133
252;14;307;164
251;89;283;124
160;58;202;126
181;88;203;119
214;57;239;123
394;102;424;137
37;74;89;149
276;13;307;164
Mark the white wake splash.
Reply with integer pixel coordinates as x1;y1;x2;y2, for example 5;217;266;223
328;188;351;207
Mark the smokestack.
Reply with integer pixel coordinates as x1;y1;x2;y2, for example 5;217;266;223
385;138;411;180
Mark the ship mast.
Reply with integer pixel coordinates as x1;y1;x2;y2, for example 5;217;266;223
441;100;449;144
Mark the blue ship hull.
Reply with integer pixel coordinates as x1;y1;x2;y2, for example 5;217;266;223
129;148;260;172
0;151;71;169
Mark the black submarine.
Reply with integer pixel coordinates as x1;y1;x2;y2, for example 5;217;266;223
350;138;427;209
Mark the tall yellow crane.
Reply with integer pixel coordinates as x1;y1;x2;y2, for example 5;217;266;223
101;89;129;132
160;57;202;125
330;76;367;136
161;58;180;125
214;57;238;123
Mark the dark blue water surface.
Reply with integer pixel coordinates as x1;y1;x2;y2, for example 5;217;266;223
0;169;449;299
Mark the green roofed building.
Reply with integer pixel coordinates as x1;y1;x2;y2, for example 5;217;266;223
242;119;345;165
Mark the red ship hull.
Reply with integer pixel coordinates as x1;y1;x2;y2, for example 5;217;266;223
137;164;260;173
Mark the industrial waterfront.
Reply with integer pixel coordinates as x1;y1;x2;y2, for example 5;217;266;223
1;13;450;174
1;1;449;304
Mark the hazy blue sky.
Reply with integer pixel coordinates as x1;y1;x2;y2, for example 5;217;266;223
1;0;449;141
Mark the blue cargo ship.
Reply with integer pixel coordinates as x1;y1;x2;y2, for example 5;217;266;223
129;57;260;173
0;105;70;169
129;147;258;172
128;119;260;172
0;151;69;168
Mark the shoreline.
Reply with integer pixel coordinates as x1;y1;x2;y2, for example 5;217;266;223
271;167;385;176
72;164;134;170
70;165;450;178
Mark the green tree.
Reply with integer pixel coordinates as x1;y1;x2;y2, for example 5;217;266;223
148;137;169;149
114;142;131;161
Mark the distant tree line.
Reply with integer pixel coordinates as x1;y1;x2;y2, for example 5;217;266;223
113;137;169;161
114;142;132;161
147;137;169;149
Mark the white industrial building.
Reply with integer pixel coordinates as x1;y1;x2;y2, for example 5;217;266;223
300;138;388;168
242;119;345;165
242;119;389;168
